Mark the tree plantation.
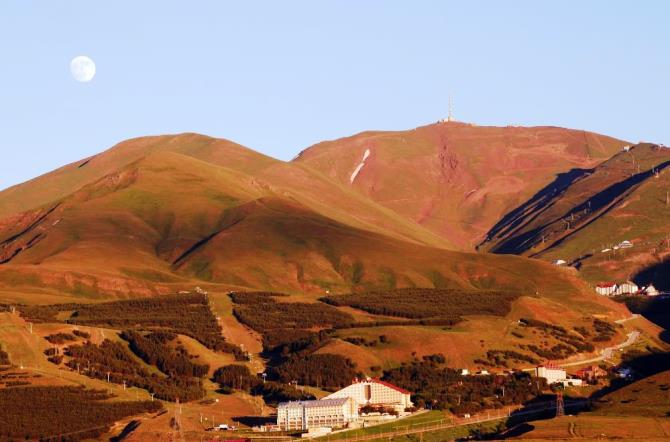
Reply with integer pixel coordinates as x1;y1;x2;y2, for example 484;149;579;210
0;386;162;441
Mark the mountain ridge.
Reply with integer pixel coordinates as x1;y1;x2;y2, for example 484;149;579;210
0;122;632;302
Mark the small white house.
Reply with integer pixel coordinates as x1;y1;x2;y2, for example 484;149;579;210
553;259;567;266
535;365;583;387
460;369;470;376
645;284;660;296
615;281;639;295
618;240;633;249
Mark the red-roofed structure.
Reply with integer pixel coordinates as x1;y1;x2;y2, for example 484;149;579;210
367;378;411;395
596;282;617;296
324;377;413;412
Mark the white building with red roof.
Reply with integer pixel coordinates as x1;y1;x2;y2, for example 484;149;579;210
324;377;413;413
535;363;582;387
595;282;617;296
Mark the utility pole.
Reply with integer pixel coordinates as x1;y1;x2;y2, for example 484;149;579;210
556;392;565;417
171;397;185;442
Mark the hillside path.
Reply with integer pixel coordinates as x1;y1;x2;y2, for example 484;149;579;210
561;330;640;368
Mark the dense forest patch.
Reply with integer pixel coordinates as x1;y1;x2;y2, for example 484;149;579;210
44;332;78;344
230;291;353;334
229;291;353;353
229;292;359;389
18;293;246;360
65;338;206;402
121;330;209;378
0;386;162;441
382;359;546;414
212;364;315;406
321;288;521;320
268;353;357;389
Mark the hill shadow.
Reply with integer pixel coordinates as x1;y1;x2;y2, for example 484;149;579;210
588;351;670;402
487;161;670;255
479;168;591;250
619;295;670;343
634;257;670;292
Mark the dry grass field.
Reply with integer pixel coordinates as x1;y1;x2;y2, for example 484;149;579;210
506;415;670;440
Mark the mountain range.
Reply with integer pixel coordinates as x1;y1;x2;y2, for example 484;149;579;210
4;120;670;406
1;122;652;300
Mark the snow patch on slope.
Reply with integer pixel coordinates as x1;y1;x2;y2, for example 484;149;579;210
350;149;371;183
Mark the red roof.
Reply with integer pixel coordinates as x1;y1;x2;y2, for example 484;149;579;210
353;377;411;395
575;365;605;375
540;362;563;370
371;379;411;395
596;282;617;288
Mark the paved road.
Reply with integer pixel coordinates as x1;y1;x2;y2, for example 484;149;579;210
615;313;640;324
561;330;640;367
520;328;641;372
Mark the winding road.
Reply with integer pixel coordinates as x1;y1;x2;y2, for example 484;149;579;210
561;330;640;368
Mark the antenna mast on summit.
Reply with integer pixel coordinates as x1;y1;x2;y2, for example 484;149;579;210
448;96;454;122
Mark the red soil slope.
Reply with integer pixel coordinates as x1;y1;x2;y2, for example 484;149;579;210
294;122;627;249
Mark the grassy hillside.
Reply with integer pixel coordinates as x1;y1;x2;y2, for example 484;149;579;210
0;129;634;383
0;128;659;441
0;132;627;301
592;370;670;417
479;143;670;285
294;122;627;249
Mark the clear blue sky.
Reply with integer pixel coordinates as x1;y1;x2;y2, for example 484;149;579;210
1;1;668;191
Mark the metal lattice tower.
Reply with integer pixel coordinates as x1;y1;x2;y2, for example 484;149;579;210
556;392;565;417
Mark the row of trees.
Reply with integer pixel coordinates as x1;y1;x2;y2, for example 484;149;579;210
476;349;539;368
321;288;521;320
343;334;390;347
230;292;353;333
44;332;78;344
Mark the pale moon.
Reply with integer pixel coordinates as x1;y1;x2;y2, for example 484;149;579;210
70;56;96;82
